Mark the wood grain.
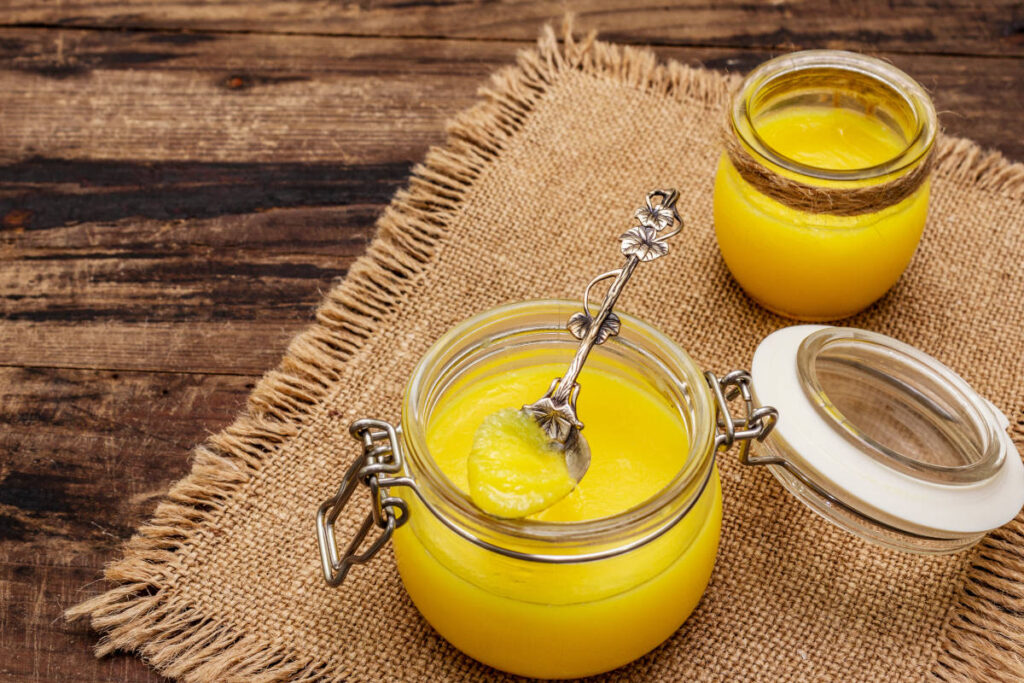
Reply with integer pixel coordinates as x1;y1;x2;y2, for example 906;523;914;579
1;202;373;373
3;0;1023;57
1;366;252;682
0;28;1019;169
2;3;1022;681
0;29;514;164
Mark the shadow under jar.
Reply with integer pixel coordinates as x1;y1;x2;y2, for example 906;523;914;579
714;50;938;321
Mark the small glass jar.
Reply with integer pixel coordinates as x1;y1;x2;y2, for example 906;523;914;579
714;50;938;321
316;303;1022;679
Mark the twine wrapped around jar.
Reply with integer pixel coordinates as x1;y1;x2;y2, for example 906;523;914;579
722;115;937;217
714;50;941;320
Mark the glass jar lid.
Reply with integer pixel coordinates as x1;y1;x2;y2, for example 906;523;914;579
750;325;1024;554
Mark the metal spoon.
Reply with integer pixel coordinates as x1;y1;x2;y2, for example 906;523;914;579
521;189;683;484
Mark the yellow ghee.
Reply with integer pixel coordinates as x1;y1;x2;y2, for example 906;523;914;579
467;407;575;518
714;105;931;320
392;357;721;678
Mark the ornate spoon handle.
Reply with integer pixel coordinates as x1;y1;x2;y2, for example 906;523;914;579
525;188;683;441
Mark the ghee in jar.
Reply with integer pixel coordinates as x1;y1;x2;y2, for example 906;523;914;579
436;361;687;521
713;51;937;321
392;350;721;678
467;407;575;518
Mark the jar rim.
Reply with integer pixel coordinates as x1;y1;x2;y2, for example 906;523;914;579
731;49;938;183
400;299;717;561
797;327;1004;485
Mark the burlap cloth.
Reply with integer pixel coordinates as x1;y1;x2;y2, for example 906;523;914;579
70;25;1024;682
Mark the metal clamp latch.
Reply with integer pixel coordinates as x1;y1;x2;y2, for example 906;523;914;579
315;418;412;586
705;370;780;466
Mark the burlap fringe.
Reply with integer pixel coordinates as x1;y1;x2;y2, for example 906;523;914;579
66;17;1024;682
932;137;1024;202
934;417;1024;682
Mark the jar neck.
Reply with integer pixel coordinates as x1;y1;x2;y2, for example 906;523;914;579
400;300;717;563
730;50;937;186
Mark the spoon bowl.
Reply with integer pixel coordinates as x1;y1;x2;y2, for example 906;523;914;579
560;426;592;483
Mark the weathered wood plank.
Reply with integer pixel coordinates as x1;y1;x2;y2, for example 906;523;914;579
0;29;1019;171
0;365;250;552
0;30;515;164
2;320;307;375
0;158;408;230
0;366;252;681
2;0;1022;57
1;205;370;373
0;208;369;325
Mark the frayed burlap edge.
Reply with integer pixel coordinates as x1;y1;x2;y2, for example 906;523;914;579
66;18;1024;682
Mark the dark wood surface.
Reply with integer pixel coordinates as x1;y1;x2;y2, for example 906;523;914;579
1;3;1021;681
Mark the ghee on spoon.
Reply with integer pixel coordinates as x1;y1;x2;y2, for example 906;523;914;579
468;189;683;518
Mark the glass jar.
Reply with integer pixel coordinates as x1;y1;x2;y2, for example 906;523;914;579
319;301;731;678
714;50;938;321
316;303;1023;679
394;300;721;678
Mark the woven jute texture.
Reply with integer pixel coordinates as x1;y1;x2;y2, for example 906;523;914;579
70;25;1024;682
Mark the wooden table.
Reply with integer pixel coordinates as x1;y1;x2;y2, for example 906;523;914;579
1;3;1021;680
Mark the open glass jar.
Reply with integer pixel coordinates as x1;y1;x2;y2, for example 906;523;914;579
318;301;734;678
714;50;938;321
316;302;1023;679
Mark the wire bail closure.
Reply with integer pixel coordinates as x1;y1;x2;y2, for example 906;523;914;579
315;419;412;586
705;370;779;464
315;371;780;588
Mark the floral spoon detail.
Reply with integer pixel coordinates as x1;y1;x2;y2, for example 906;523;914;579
468;189;683;518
